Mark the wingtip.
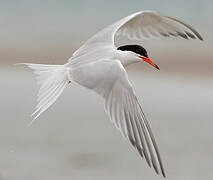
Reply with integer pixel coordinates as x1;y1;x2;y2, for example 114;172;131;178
199;36;204;41
162;168;166;178
14;63;29;66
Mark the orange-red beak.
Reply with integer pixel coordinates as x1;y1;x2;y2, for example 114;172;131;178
139;56;160;70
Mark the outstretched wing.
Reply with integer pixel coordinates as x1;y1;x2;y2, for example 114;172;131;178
73;10;203;58
82;60;166;177
116;11;203;41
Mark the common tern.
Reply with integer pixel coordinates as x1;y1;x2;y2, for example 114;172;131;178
22;10;203;177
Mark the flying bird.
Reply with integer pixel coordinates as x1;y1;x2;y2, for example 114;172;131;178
21;11;203;177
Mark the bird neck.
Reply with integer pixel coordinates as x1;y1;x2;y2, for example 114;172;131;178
115;50;138;66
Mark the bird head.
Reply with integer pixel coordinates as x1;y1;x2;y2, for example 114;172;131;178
117;45;160;70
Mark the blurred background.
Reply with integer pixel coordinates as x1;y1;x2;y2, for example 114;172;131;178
0;0;213;179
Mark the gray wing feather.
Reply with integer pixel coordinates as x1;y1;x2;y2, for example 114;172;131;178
102;61;166;177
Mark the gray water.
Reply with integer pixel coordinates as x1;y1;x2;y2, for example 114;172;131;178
0;68;212;180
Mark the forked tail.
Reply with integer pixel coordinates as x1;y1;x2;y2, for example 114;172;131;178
21;63;70;122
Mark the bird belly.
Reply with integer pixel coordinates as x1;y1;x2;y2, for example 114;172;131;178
68;60;122;97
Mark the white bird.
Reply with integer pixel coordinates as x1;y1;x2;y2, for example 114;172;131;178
21;10;203;177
